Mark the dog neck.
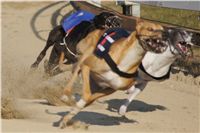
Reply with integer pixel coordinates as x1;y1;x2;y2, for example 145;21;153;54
117;32;146;73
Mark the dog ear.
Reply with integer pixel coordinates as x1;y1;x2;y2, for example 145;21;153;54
136;19;144;33
136;18;144;24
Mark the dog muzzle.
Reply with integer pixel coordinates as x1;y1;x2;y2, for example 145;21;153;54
105;16;122;28
139;36;168;53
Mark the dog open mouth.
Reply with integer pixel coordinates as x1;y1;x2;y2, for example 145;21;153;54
140;37;168;53
175;41;192;57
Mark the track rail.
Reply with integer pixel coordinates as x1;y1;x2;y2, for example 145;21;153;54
70;1;200;34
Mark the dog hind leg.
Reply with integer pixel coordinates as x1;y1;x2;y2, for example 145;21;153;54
31;25;65;69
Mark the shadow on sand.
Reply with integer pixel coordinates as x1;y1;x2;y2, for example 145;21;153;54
51;111;137;127
45;98;167;127
104;99;168;113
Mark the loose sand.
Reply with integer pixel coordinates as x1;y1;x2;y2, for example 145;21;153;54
1;2;199;133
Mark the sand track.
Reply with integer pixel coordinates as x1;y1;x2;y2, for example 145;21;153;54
1;2;199;132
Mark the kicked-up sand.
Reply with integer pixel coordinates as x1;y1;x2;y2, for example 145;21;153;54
1;1;200;133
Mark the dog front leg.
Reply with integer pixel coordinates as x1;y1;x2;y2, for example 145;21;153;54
60;88;116;129
61;63;81;104
60;66;116;128
60;65;91;128
119;81;147;116
61;47;93;104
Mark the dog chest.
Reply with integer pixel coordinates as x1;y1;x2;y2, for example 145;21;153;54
91;71;132;90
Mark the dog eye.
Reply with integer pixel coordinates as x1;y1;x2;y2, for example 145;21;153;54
179;41;186;45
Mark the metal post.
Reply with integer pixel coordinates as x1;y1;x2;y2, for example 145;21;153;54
131;3;140;17
122;4;132;16
117;1;140;17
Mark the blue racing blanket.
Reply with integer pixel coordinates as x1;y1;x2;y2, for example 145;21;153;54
62;9;95;33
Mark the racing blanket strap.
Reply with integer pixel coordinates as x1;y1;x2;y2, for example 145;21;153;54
94;28;138;78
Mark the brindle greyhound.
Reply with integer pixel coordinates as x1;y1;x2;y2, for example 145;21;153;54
59;20;170;128
31;12;121;76
119;29;194;115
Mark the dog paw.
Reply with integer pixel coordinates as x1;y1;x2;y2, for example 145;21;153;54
60;95;76;106
119;105;127;116
60;121;67;129
60;116;72;129
60;95;70;102
30;62;38;69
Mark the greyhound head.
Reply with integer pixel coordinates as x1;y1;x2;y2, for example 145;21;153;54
136;20;168;53
93;12;122;29
166;28;193;58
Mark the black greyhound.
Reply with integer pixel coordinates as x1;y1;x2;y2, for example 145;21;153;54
31;12;121;76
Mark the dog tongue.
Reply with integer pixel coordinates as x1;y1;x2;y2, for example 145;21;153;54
178;43;186;52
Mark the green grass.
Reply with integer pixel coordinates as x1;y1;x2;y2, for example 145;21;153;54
101;2;200;30
141;4;200;30
101;1;122;13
